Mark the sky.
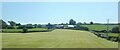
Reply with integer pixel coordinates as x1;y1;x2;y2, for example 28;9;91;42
2;2;118;24
1;0;120;2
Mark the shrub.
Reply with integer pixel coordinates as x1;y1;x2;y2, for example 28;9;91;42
111;26;120;33
7;26;15;29
101;30;107;33
76;26;89;31
22;28;28;33
17;25;25;29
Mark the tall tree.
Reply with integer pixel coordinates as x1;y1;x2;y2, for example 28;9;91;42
69;19;76;25
47;23;53;29
84;22;86;24
26;24;33;28
16;23;21;26
34;24;37;28
37;24;41;28
76;22;81;27
90;21;93;24
8;21;16;26
0;19;8;29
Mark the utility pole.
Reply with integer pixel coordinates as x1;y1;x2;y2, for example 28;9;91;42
106;19;109;37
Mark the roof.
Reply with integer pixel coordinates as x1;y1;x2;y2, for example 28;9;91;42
68;25;75;27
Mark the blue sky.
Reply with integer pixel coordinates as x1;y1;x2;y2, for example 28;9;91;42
2;0;120;2
2;2;118;24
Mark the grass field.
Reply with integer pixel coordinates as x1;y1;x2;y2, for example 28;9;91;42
81;25;118;31
2;29;118;48
108;33;119;37
2;28;48;33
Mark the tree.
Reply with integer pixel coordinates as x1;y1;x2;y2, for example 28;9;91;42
47;23;51;29
111;26;120;33
8;21;16;26
0;19;8;29
22;28;28;33
61;23;64;25
69;19;76;25
65;23;68;25
37;24;42;28
47;23;54;29
34;24;37;28
76;22;81;27
90;21;93;24
16;23;21;26
84;22;86;24
25;24;33;29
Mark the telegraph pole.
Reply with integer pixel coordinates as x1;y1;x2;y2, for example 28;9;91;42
107;19;109;37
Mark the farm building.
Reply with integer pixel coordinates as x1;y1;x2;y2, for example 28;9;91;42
41;24;47;28
55;25;64;28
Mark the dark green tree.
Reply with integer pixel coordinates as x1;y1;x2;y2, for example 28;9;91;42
69;19;76;25
34;24;37;28
26;24;33;28
90;21;93;24
111;26;120;33
37;24;42;28
16;23;21;26
84;22;86;24
0;19;8;29
76;22;81;27
8;21;16;26
47;23;54;29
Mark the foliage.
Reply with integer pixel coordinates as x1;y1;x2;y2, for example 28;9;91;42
46;23;54;29
16;23;21;26
69;19;76;25
111;26;120;33
37;24;42;28
7;26;15;29
0;19;8;29
34;24;37;28
8;21;16;26
22;28;28;33
25;24;33;29
17;25;25;29
90;21;93;24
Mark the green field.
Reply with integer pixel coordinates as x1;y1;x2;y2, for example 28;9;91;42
2;29;118;48
81;25;117;31
108;33;119;37
2;28;48;33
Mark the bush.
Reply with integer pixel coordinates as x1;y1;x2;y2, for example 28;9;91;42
76;26;89;31
22;28;28;33
101;30;107;33
7;26;15;29
17;25;25;29
111;26;119;33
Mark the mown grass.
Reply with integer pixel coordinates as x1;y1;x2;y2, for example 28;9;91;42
28;28;48;31
81;25;117;31
2;29;118;48
108;33;119;37
2;28;48;33
2;29;22;33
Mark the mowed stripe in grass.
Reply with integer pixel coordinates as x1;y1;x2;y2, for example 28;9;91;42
81;25;118;31
2;29;118;48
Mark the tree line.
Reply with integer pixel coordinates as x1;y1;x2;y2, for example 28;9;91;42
0;19;119;33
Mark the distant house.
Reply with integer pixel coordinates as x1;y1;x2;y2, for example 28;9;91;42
67;25;76;28
55;25;64;28
41;24;47;28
